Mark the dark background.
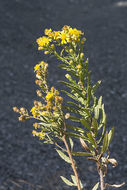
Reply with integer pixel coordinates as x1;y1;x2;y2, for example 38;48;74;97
0;0;127;189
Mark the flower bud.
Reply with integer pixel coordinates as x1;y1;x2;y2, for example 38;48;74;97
69;60;73;64
44;51;49;55
80;53;84;58
13;107;19;113
51;44;55;49
36;90;42;97
33;123;40;129
69;49;73;53
18;115;26;122
77;64;81;69
20;107;26;114
65;113;70;119
55;96;63;103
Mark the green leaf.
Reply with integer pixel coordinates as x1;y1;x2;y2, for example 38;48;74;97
97;123;106;144
92;118;98;136
72;152;92;156
65;132;88;141
108;127;114;145
69;137;74;151
92;80;101;93
71;175;83;188
60;176;75;186
60;81;83;98
92;182;99;190
80;119;91;130
87;86;91;105
94;106;99;120
39;122;57;128
69;116;81;122
98;96;102;108
87;71;91;86
56;149;71;163
101;132;109;154
63;105;79;114
62;90;81;103
66;125;84;133
87;132;97;148
101;104;106;124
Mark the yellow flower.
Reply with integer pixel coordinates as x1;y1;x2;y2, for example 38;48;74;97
45;28;52;36
60;32;67;44
34;63;41;71
55;96;63;103
38;131;46;140
51;87;59;95
34;61;47;72
30;106;39;117
32;130;38;136
54;31;60;40
46;92;54;101
36;36;50;48
77;64;82;69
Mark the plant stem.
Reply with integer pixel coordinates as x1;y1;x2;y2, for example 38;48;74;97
99;168;105;190
62;135;82;190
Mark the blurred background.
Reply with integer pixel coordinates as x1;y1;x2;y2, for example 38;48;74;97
0;0;127;189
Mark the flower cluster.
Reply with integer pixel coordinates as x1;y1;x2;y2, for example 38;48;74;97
36;25;85;51
13;57;63;141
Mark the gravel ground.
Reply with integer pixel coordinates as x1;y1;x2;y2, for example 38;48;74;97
0;0;127;189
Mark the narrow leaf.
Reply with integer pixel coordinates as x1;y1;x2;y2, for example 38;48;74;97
92;118;98;136
69;137;74;151
80;118;91;130
69;116;81;122
94;106;99;120
56;149;71;163
72;152;92;156
71;175;83;188
66;125;84;133
60;176;75;186
108;127;114;145
87;132;97;148
92;182;99;190
92;80;101;93
87;86;91;105
101;132;109;153
65;132;88;141
98;96;102;108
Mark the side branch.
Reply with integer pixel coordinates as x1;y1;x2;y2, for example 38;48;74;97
62;135;82;190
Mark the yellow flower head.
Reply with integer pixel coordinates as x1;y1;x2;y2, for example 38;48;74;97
34;63;41;72
30;106;39;117
77;64;82;69
60;31;67;44
34;61;48;72
55;96;63;103
45;28;52;36
51;86;59;95
54;31;60;40
32;130;38;136
36;36;50;48
46;92;54;101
